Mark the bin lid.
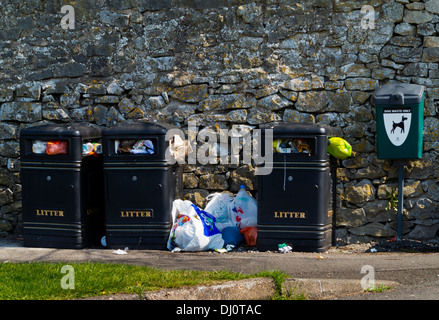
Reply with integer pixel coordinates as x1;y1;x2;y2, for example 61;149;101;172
21;123;102;139
262;122;328;136
102;122;177;136
373;83;425;106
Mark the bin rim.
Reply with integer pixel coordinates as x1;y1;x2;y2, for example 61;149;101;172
102;122;178;136
20;123;102;139
373;83;425;106
260;122;331;136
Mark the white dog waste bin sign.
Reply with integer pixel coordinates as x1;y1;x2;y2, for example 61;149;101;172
383;107;411;147
374;83;425;160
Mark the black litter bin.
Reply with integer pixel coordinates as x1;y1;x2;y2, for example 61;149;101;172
20;124;105;249
102;122;182;250
257;122;333;252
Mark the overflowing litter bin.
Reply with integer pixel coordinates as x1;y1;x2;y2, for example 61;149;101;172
374;83;425;160
20;124;105;249
102;122;182;249
257;122;333;252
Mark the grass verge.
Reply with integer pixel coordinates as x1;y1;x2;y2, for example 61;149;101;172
0;262;291;300
364;283;392;293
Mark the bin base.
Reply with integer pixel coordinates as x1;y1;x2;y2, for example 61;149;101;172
23;220;104;249
106;228;170;250
23;234;89;249
257;224;332;253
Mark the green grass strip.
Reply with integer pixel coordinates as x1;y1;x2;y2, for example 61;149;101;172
0;262;289;300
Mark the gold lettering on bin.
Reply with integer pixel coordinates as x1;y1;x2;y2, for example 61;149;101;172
36;209;65;217
86;208;101;215
120;210;153;218
274;211;306;219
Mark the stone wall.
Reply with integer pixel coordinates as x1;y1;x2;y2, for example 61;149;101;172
1;0;439;243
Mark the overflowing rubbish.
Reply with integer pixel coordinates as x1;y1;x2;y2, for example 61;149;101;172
167;199;224;252
327;137;353;160
112;249;128;255
169;134;192;162
32;140;48;154
82;142;102;156
166;185;300;252
46;140;68;155
204;192;234;231
101;236;107;247
115;139;154;154
33;140;68;155
230;185;257;229
241;226;257;247
215;245;234;253
221;226;244;247
32;139;103;157
167;185;265;252
278;243;293;253
273;138;312;155
132;139;154;154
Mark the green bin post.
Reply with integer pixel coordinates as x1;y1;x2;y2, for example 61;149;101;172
373;83;425;240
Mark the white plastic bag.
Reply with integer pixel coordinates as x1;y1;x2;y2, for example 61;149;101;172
231;185;257;229
204;193;234;231
167;200;224;252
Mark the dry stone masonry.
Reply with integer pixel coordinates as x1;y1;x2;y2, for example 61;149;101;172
1;0;439;244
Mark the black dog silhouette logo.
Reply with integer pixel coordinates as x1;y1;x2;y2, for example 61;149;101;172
390;115;408;134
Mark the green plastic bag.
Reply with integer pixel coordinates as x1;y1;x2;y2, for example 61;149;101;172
327;137;352;160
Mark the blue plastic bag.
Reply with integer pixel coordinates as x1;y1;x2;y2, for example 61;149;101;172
221;226;244;247
191;204;222;237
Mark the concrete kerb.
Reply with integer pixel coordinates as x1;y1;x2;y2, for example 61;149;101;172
281;278;400;300
82;277;400;300
85;277;276;300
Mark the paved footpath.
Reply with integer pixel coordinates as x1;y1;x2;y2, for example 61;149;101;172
1;239;438;300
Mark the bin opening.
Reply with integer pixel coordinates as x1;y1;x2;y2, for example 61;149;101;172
32;138;103;157
82;140;103;157
32;140;69;155
114;139;156;155
273;138;314;156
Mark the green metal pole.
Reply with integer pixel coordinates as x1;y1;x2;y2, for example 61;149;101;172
397;163;404;241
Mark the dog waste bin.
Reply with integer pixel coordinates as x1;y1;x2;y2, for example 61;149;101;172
20;124;105;249
102;122;182;250
257;123;333;252
374;83;425;159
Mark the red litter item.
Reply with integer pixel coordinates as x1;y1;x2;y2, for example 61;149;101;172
241;227;257;247
46;140;68;155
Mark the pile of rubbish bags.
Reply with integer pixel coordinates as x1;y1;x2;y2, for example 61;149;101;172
167;185;257;252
